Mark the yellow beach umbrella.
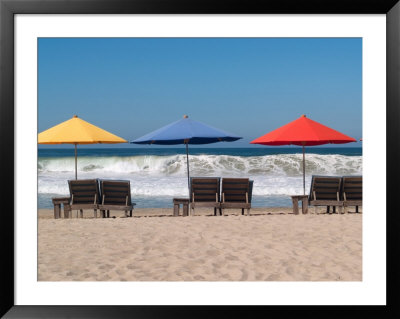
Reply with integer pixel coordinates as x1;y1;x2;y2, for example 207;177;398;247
38;115;127;179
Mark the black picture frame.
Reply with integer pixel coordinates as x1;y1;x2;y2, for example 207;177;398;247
1;0;399;318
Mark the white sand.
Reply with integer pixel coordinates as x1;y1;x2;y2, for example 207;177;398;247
38;207;362;281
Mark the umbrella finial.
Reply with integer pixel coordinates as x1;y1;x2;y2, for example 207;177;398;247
183;115;188;119
301;114;306;118
73;115;78;118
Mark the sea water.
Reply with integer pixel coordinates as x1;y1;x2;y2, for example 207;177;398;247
38;147;362;208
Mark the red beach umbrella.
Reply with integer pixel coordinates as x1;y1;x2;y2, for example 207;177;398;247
250;114;357;194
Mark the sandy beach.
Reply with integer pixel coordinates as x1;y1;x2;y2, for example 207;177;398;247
38;207;362;281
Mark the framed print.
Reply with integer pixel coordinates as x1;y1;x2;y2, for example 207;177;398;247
1;0;399;318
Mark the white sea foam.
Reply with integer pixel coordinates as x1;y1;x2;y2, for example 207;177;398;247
38;154;362;175
38;154;362;199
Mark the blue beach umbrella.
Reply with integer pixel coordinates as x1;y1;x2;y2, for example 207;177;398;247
132;115;242;197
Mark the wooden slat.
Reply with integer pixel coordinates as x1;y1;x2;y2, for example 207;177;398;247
224;195;246;200
192;194;218;199
223;183;248;187
314;193;339;198
191;202;220;208
194;196;218;202
222;178;249;182
310;200;343;206
223;189;248;194
102;192;130;198
221;202;251;208
191;186;218;191
73;196;96;200
70;204;97;209
70;182;97;187
192;178;219;184
192;181;218;186
313;182;340;185
102;187;129;194
344;193;362;200
72;191;98;196
343;200;362;206
343;177;362;181
99;204;133;210
102;181;130;186
104;198;127;204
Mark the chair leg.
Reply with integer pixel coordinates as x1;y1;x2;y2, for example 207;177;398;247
64;205;71;218
94;209;97;218
356;206;359;213
130;210;132;217
241;208;244;215
338;206;343;214
80;209;83;218
107;210;110;218
101;210;105;218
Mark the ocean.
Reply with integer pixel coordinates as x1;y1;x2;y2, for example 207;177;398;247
38;147;362;209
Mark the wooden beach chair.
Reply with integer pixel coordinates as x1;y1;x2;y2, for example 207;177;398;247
220;178;252;216
308;175;343;214
65;179;100;218
98;180;136;218
190;177;221;216
342;176;362;214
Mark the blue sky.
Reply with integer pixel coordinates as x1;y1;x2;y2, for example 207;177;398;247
38;38;362;148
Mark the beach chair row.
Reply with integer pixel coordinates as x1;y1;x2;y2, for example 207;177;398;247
56;175;360;218
308;175;362;214
64;179;135;218
190;177;254;216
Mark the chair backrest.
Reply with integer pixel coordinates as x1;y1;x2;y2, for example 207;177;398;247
100;180;132;206
249;180;254;203
190;177;220;202
221;178;250;203
341;176;362;201
68;179;100;204
308;175;342;201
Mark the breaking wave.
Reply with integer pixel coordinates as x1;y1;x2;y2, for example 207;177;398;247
38;154;362;176
38;154;362;203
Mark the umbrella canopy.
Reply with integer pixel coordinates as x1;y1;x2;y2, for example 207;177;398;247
133;115;241;145
251;114;357;146
38;115;127;179
132;115;242;197
250;114;356;194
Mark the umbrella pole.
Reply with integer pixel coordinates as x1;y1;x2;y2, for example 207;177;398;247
75;143;77;180
302;145;305;195
186;142;190;199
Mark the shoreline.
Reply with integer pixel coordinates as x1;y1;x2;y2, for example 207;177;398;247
38;207;295;219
